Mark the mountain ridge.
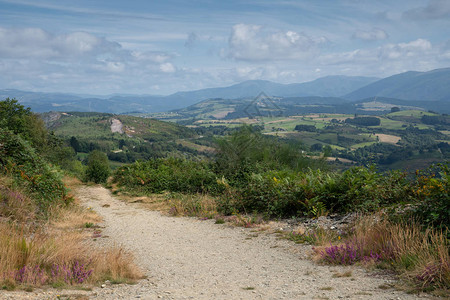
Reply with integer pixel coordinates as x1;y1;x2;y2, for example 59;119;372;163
1;68;450;114
0;75;378;113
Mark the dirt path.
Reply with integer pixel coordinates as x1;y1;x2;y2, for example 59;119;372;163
2;186;428;300
82;186;429;300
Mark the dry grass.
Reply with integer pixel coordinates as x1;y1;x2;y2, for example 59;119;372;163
49;204;102;231
314;214;449;292
0;222;143;288
0;176;144;290
165;193;218;218
223;213;266;228
353;217;449;283
89;247;143;283
0;187;36;223
312;227;341;246
63;176;84;189
375;133;401;144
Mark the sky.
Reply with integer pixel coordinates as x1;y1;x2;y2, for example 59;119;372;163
0;0;449;95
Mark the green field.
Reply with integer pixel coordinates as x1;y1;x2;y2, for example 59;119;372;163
387;110;437;118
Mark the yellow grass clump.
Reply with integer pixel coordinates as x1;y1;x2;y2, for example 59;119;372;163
314;214;449;292
0;177;144;290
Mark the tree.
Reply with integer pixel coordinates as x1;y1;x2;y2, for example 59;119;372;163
70;136;82;153
294;124;316;132
345;117;381;126
0;98;47;150
391;107;400;113
85;150;110;183
323;145;332;158
0;98;31;134
311;143;323;152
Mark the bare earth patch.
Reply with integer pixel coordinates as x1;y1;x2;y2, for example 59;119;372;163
375;134;401;144
2;185;430;299
110;118;124;134
212;110;234;119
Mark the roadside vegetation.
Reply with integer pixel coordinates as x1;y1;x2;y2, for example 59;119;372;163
0;98;142;291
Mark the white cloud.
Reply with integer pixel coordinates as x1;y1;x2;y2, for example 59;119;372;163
0;27;120;60
160;62;176;73
403;0;450;20
352;28;389;41
379;39;432;59
0;26;183;94
315;38;449;78
226;24;327;61
321;39;434;65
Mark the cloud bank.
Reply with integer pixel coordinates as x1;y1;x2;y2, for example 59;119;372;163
226;24;327;61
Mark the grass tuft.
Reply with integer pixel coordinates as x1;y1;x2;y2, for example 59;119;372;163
314;215;449;292
0;177;144;289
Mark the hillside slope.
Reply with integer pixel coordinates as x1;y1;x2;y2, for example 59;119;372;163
345;68;450;101
43;112;195;141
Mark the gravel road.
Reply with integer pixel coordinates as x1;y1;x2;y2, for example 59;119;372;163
1;185;429;300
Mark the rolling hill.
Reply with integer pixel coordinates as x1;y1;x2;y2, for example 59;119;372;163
169;75;378;100
345;68;450;101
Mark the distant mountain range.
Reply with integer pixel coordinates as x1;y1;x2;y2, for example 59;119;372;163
1;68;449;114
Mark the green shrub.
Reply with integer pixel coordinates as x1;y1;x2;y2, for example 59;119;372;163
227;167;413;217
330;167;412;213
412;164;449;231
236;170;305;217
112;158;223;194
0;129;69;214
0;98;47;151
85;150;110;184
214;125;319;186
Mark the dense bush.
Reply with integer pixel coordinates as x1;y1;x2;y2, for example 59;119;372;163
421;115;450;125
345;116;381;126
329;167;412;213
214;125;320;186
0;98;83;178
233;170;307;217
228;167;413;217
112;158;223;194
85;150;110;184
0;129;69;214
294;124;316;132
0;98;48;151
412;164;449;230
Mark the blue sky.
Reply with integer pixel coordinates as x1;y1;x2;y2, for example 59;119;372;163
0;0;449;95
